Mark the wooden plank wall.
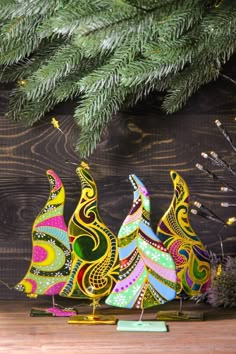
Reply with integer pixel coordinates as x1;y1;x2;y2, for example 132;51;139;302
0;56;236;299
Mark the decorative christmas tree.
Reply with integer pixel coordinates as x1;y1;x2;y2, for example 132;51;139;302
15;170;75;317
60;161;119;324
0;0;235;157
156;170;211;320
106;174;176;329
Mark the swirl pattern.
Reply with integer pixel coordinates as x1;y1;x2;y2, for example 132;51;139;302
156;170;211;298
60;162;119;300
106;174;176;309
14;170;72;296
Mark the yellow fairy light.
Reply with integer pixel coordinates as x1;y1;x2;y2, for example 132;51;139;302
226;217;236;225
216;263;222;277
51;117;64;134
18;79;27;86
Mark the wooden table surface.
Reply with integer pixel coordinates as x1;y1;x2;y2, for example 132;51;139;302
0;299;236;354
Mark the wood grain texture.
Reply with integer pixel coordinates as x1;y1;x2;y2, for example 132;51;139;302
0;56;236;299
0;300;236;354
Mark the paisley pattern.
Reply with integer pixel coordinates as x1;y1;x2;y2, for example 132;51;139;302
105;174;176;309
156;170;211;298
15;170;72;296
60;162;119;300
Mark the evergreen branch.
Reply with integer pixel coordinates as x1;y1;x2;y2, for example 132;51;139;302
20;42;81;100
125;0;177;11
0;15;42;45
162;60;221;114
124;76;170;107
197;0;236;50
51;57;106;102
1;0;63;19
11;96;55;125
1;0;236;157
119;56;187;90
6;59;104;125
20;11;159;100
7;74;82;124
78;45;137;93
37;0;111;38
74;87;127;157
157;0;206;41
0;0;17;20
73;2;138;38
52;75;81;102
0;38;65;83
0;35;41;65
6;88;28;121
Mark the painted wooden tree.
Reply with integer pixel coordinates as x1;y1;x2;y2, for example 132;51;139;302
60;162;119;318
106;174;177;310
156;170;211;299
15;170;74;315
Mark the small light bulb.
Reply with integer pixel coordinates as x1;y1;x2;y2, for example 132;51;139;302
227;217;236;225
201;152;208;159
194;201;201;208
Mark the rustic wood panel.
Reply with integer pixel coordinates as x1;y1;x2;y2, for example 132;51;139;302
0;300;236;354
0;56;236;299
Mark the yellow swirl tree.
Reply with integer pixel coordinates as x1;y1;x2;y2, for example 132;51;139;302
60;162;119;321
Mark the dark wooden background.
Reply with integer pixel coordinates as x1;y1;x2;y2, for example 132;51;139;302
0;56;236;299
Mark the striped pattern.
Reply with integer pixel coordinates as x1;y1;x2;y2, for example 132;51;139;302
106;174;176;309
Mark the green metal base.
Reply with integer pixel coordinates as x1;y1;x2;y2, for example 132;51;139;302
30;308;53;317
117;320;167;332
156;310;204;321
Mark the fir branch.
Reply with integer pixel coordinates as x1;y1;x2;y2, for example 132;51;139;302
20;42;81;100
1;0;63;19
157;0;206;41
37;0;111;38
125;0;177;11
7;77;79;124
1;0;236;157
162;60;221;113
74;87;127;157
20;10;159;102
78;45;137;93
0;0;17;20
11;96;55;125
73;2;138;38
119;56;187;90
197;0;236;51
0;38;65;83
0;35;41;65
78;10;163;94
0;15;42;45
6;58;103;123
6;88;28;121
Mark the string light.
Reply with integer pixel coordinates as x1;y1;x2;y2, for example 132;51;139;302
18;79;27;86
51;117;64;134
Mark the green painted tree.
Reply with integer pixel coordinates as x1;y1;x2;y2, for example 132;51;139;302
0;0;235;157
